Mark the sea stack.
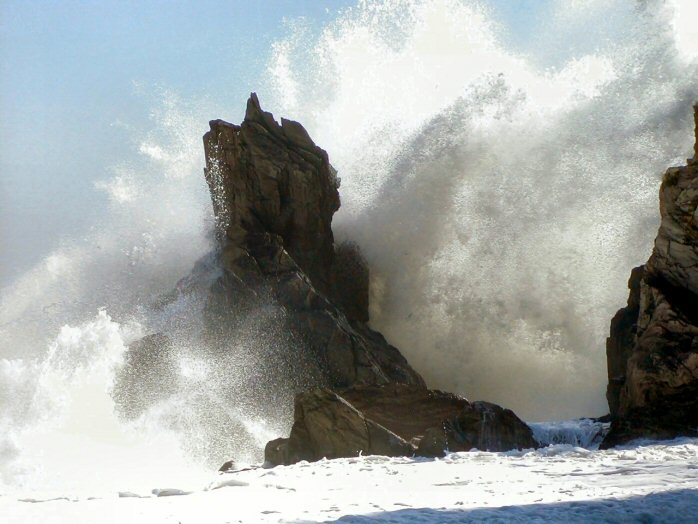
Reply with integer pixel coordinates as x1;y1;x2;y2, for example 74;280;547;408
603;104;698;447
118;94;537;463
201;96;535;464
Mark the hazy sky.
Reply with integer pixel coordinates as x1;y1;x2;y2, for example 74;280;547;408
0;0;560;285
0;1;346;283
2;0;696;287
1;0;696;420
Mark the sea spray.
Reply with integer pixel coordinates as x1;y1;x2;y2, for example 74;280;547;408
0;0;697;493
0;91;214;362
264;0;698;419
0;309;290;497
0;311;207;496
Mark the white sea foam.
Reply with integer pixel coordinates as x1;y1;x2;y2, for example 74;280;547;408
3;437;697;523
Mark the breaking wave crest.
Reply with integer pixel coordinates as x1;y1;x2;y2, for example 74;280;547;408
264;0;698;419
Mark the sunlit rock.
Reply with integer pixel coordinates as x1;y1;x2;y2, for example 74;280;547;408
265;384;536;466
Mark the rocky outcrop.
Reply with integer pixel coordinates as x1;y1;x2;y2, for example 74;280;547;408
198;94;424;389
264;389;414;466
264;384;536;466
116;94;536;466
602;104;698;448
113;94;422;440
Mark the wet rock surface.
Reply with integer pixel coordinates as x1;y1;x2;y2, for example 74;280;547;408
603;104;698;448
199;94;424;389
265;384;536;466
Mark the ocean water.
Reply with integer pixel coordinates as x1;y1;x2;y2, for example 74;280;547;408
0;0;697;507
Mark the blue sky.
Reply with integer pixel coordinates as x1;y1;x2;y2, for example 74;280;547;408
0;1;350;281
0;0;552;283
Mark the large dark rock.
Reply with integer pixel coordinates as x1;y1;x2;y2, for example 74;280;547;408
115;94;424;421
264;384;536;466
117;94;535;466
199;94;424;389
602;104;698;448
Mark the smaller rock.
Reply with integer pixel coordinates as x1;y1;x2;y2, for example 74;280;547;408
264;384;536;466
264;389;413;466
218;460;235;472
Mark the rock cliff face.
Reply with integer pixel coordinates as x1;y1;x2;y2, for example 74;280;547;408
199;93;424;389
602;104;698;448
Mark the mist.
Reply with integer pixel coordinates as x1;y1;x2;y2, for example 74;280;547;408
263;0;698;419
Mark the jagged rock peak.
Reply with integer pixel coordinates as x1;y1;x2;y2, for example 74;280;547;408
204;93;340;298
201;93;422;388
244;93;323;154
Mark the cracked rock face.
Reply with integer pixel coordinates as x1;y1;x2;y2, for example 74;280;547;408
114;94;423;434
198;94;424;389
264;384;536;466
603;104;698;448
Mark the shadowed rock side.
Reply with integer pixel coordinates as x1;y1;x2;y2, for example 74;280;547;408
602;104;698;448
264;384;536;466
605;265;645;418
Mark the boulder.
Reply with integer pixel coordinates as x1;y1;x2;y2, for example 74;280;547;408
264;384;536;466
264;389;413;466
602;104;698;448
